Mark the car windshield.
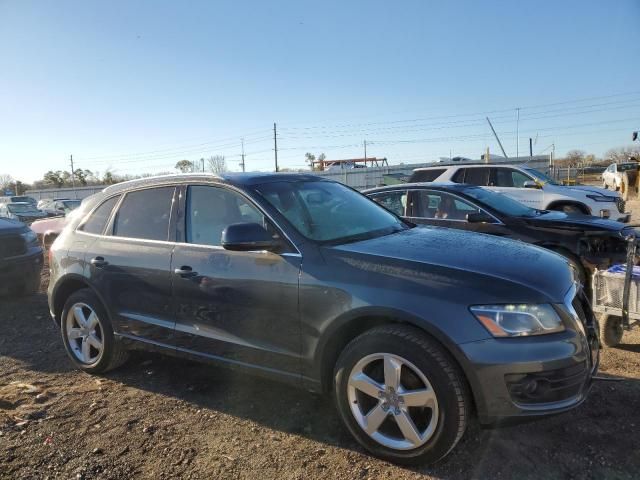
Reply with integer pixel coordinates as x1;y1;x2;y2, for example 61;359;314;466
618;163;638;172
461;187;537;217
523;167;559;186
7;203;38;214
62;200;81;210
255;180;408;244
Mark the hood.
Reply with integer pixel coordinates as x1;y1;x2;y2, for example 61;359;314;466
0;218;26;234
525;210;630;232
554;184;620;199
332;226;574;302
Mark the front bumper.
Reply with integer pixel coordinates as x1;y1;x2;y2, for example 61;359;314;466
460;314;598;424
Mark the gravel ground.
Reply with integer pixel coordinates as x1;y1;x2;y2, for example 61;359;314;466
1;232;640;479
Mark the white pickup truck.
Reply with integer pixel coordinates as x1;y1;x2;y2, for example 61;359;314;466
409;163;630;222
601;162;639;192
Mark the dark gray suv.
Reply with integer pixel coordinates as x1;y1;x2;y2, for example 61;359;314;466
48;173;599;464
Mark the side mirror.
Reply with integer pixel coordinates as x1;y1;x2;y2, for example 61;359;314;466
523;180;540;189
221;222;279;252
466;211;494;223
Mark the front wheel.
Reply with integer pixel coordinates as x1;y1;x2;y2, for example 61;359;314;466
598;314;623;347
60;289;129;373
334;325;470;465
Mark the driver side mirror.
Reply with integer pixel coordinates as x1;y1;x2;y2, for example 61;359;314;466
221;222;279;252
523;180;540;189
466;211;494;223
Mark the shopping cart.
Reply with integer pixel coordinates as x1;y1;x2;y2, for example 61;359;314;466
592;235;640;347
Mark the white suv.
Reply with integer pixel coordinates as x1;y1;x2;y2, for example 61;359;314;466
601;162;638;191
409;164;630;222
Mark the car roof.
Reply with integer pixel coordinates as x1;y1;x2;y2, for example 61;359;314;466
102;172;331;195
364;182;478;193
413;163;528;172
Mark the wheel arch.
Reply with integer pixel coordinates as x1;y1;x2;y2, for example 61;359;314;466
315;307;482;413
51;274;108;327
546;200;591;215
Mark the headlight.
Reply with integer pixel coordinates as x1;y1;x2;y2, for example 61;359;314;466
20;230;38;244
470;304;565;337
586;194;618;203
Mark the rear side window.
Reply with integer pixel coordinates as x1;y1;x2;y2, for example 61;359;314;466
409;169;446;182
113;187;175;241
80;195;120;234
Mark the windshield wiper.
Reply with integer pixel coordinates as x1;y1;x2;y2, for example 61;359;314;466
325;225;406;246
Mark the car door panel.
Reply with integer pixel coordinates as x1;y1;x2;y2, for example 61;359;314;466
85;187;177;344
170;184;302;376
487;168;544;208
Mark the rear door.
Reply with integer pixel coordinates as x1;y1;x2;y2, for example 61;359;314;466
170;184;302;376
84;186;178;345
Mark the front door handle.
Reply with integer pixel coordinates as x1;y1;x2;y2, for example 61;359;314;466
90;256;109;267
174;266;198;278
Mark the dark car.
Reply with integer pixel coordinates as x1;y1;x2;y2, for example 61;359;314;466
365;183;635;286
0;218;44;296
48;173;598;465
0;201;48;224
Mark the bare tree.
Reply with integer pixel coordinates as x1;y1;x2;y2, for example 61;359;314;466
604;146;640;164
565;149;585;166
0;173;14;190
207;155;227;174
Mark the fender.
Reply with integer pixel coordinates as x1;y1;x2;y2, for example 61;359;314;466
50;273;113;328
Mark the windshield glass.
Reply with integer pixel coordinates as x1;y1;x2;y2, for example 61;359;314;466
523;167;559;185
255;180;407;243
7;203;38;214
62;200;81;210
462;187;537;217
618;163;638;172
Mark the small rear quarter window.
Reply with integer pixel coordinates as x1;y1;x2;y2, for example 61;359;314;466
80;195;120;235
408;169;446;183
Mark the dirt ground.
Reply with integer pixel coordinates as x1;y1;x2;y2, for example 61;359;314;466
2;234;640;479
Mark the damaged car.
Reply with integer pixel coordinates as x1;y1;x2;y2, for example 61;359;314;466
366;183;636;287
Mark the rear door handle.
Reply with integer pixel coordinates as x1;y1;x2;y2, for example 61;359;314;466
90;256;109;267
174;266;198;278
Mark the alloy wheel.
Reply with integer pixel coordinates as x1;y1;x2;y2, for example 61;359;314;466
347;353;439;450
65;302;104;365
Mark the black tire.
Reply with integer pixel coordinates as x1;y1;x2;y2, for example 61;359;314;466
60;288;129;373
333;324;470;465
598;314;623;347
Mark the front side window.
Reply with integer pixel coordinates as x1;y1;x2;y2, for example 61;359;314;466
369;190;408;217
80;195;121;234
113;187;175;241
255;180;407;243
186;185;265;246
409;190;482;221
492;168;532;188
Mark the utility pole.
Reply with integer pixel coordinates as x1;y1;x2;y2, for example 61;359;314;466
201;158;205;173
240;138;246;172
516;107;520;158
529;138;533;158
273;122;279;172
364;139;367;162
486;117;509;158
70;154;77;199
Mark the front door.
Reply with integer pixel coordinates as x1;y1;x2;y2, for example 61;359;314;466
487;167;545;209
170;184;302;378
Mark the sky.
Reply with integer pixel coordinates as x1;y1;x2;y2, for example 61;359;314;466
1;0;640;183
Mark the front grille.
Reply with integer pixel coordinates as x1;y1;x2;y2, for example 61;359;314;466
506;362;588;405
617;198;626;213
0;235;26;259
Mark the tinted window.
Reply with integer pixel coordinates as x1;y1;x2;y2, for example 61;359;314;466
81;195;121;234
462;187;535;217
492;168;532;188
409;169;446;182
113;187;175;241
186;185;265;246
256;181;406;243
410;190;482;221
369;191;407;216
463;168;490;186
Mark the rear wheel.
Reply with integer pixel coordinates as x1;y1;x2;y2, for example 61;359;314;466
598;314;623;347
334;325;470;465
60;289;128;373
